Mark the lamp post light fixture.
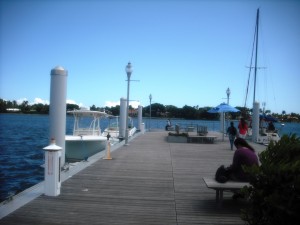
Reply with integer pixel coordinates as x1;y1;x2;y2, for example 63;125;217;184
226;87;231;105
125;62;132;145
149;94;152;131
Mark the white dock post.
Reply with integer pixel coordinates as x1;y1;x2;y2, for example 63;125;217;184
252;102;260;143
220;113;225;141
43;139;62;196
140;123;145;134
49;66;68;166
119;97;127;139
138;105;143;131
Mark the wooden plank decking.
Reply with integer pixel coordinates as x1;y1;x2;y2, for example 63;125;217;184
0;131;266;225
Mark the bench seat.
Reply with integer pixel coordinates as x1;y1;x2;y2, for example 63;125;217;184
203;177;250;204
188;136;217;144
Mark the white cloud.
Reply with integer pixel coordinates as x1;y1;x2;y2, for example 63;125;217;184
105;101;120;107
33;98;49;105
14;98;140;109
16;98;28;104
14;97;86;107
67;99;84;107
130;101;140;109
105;100;140;109
66;99;77;105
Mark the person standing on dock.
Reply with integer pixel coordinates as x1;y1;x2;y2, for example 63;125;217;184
227;122;237;150
238;118;248;139
165;119;171;131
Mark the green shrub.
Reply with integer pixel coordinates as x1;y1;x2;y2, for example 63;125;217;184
241;134;300;225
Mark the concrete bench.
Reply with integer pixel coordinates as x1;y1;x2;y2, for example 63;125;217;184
203;136;217;143
188;136;218;144
203;177;250;204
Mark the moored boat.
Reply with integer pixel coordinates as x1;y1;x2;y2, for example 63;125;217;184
102;115;137;144
102;116;120;140
65;108;107;162
247;114;282;145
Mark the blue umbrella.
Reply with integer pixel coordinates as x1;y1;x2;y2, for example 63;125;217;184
208;103;240;113
208;103;239;141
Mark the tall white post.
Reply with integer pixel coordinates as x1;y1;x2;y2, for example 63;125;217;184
119;97;127;139
149;94;152;131
138;105;143;130
220;112;225;140
252;102;260;142
49;66;67;166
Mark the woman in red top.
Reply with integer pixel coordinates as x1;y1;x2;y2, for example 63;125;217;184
238;118;248;139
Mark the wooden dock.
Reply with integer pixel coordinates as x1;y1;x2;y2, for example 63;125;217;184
0;131;266;225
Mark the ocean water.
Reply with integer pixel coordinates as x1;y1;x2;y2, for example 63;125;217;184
0;113;299;202
0;114;48;202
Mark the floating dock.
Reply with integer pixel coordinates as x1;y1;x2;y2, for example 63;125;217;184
0;131;266;225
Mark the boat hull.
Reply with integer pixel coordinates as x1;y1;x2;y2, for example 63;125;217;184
257;132;280;145
247;128;280;145
65;136;107;162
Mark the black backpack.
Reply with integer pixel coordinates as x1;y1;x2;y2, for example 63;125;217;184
215;165;231;183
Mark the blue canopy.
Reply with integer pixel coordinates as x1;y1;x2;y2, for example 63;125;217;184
260;114;278;122
208;103;240;113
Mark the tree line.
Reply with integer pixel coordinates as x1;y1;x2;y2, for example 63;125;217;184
1;98;299;122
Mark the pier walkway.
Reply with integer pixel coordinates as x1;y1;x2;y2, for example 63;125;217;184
0;131;266;225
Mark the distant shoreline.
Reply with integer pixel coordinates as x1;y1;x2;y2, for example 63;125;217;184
1;112;299;123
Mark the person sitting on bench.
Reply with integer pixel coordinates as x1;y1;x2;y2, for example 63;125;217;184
228;138;259;182
227;138;259;199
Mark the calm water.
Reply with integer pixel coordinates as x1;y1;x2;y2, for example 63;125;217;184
0;113;299;202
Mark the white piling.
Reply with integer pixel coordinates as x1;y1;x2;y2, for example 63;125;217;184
43;139;62;196
119;97;127;139
138;105;143;131
220;113;225;141
220;113;224;132
49;66;67;166
252;102;260;143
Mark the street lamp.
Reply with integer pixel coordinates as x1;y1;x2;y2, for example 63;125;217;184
225;87;231;138
125;62;132;145
262;102;266;114
226;87;231;104
149;94;152;131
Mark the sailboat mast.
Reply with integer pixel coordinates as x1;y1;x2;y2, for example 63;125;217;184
253;8;259;104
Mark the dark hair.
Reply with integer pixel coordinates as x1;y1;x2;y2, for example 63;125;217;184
234;138;255;152
230;121;234;126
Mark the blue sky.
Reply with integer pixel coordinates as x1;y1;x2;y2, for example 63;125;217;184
1;0;299;114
